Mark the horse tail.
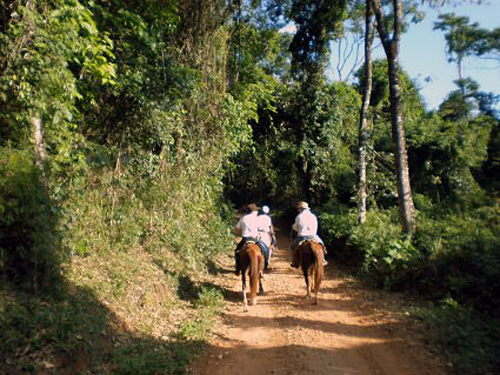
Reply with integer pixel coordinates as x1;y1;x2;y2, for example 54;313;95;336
248;245;261;303
311;242;324;296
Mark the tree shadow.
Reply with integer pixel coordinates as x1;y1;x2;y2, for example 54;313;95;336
0;279;204;374
206;258;234;276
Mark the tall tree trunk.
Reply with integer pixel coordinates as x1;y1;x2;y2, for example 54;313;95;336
372;0;415;234
358;0;375;225
33;114;46;179
32;113;47;294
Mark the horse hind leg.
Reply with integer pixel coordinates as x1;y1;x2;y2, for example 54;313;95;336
259;271;264;295
258;256;265;295
302;266;311;299
249;270;258;306
242;273;249;312
312;269;319;305
312;259;323;305
313;291;319;305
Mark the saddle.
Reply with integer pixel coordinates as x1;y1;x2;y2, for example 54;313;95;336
297;236;321;247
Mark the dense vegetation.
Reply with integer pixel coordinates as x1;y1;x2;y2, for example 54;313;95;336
1;0;499;374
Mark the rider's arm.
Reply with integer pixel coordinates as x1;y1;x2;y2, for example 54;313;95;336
234;217;244;236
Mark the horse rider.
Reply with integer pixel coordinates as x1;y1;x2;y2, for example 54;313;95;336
258;205;277;266
290;201;328;268
233;203;270;275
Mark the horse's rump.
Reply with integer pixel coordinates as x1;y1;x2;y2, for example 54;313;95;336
240;242;263;275
298;240;323;268
240;242;264;309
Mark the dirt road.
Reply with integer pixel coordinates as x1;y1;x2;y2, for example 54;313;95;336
190;234;446;375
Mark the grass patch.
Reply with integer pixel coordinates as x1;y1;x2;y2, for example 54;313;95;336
112;287;224;375
0;285;116;373
178;286;225;341
111;338;203;375
1;250;226;374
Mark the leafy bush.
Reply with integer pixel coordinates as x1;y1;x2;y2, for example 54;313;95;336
319;209;357;242
349;209;423;288
413;298;500;375
412;206;500;316
321;208;424;288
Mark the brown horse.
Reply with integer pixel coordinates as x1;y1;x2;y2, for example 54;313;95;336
296;240;324;304
239;242;264;311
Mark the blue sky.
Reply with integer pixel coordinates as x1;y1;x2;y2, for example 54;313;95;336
325;1;500;110
400;1;500;110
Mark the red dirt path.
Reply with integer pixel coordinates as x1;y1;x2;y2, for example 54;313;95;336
189;233;447;375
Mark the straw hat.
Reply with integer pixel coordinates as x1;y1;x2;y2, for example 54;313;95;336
296;201;309;209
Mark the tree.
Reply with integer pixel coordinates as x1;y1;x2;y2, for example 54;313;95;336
372;0;415;234
358;0;375;224
433;13;477;93
434;12;500;66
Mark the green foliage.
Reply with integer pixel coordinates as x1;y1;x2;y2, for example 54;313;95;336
0;0;115;148
61;152;234;274
481;119;500;193
324;202;500;314
225;79;361;208
0;279;210;375
178;286;225;341
348;209;423;287
321;208;423;288
112;341;197;375
412;299;500;375
434;12;500;66
412;205;500;315
0;148;63;291
408;91;493;208
288;0;347;80
0;286;111;373
319;210;358;242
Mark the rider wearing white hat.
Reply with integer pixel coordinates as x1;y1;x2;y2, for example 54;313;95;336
290;201;327;268
258;205;277;268
234;203;270;275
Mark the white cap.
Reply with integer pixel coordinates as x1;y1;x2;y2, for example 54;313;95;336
262;205;270;214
